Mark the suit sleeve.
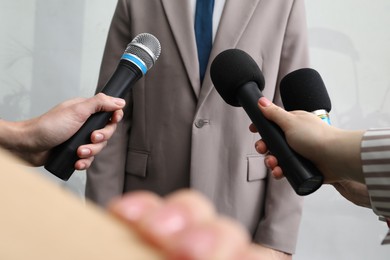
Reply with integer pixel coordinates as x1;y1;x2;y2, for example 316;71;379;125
85;0;133;207
253;0;309;253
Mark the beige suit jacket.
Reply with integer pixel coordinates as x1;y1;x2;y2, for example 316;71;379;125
87;0;309;253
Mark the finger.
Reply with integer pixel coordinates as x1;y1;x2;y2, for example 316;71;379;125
109;190;218;255
76;115;119;160
249;123;258;133
257;97;292;130
263;155;285;179
271;167;284;180
254;139;268;154
79;93;126;115
77;141;107;159
170;217;250;260
74;157;94;170
137;190;217;249
94;93;126;112
264;155;278;169
108;191;164;224
111;109;124;124
164;189;216;222
108;190;256;259
90;120;118;144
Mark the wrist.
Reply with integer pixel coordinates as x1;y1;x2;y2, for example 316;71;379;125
328;128;365;183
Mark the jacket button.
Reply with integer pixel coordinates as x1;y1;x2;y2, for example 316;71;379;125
195;119;209;128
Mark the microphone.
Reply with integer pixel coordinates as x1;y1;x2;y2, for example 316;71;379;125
280;68;332;124
44;33;161;181
210;49;323;196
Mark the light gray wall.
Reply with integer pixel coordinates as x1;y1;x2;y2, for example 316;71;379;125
0;0;116;196
0;0;389;258
296;1;390;259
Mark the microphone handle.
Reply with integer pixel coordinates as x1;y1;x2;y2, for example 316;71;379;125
44;61;142;180
237;82;323;195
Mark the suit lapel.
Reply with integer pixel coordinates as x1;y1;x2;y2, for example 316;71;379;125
161;0;201;97
198;0;261;106
160;0;261;102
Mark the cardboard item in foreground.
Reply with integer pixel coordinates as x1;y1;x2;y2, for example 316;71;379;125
0;148;162;260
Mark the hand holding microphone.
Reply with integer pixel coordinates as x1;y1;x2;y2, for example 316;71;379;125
254;68;367;187
44;33;161;180
210;49;324;195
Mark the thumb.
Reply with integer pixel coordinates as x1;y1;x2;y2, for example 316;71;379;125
257;97;292;131
85;93;126;115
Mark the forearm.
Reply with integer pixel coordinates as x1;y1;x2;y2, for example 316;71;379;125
0;119;28;151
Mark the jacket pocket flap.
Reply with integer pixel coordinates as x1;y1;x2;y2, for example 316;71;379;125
247;155;267;182
125;150;149;178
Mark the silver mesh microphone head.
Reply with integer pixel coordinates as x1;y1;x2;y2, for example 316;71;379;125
125;33;161;71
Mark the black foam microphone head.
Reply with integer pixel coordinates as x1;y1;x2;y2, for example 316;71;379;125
210;49;265;107
280;68;332;112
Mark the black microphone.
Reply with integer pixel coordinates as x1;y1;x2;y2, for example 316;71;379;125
210;49;323;196
44;33;161;181
281;68;332;124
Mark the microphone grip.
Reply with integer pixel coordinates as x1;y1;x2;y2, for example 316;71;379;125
44;61;142;180
44;111;113;180
238;82;323;195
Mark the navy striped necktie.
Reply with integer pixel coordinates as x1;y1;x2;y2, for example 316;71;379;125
195;0;215;83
